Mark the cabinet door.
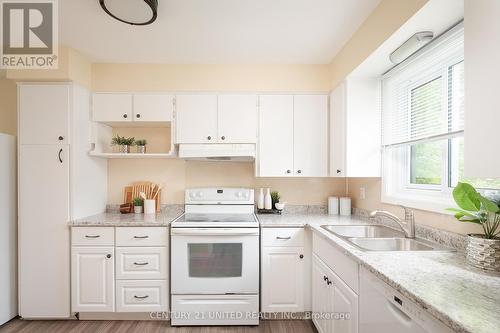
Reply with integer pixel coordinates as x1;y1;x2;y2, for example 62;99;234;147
312;255;329;333
330;83;346;177
19;84;70;145
293;95;328;177
92;93;133;122
331;270;359;333
175;94;218;143
71;247;115;312
133;94;174;122
217;95;257;143
261;247;305;312
18;144;70;318
258;95;294;177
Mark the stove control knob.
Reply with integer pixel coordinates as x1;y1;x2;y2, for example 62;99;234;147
189;192;196;198
236;192;242;198
197;191;203;197
242;192;249;199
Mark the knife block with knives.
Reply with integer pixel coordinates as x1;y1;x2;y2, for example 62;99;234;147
123;181;162;213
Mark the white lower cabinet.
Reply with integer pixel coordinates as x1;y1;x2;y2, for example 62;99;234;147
71;247;115;312
312;254;358;333
261;228;306;313
261;247;305;312
71;226;169;314
116;280;168;312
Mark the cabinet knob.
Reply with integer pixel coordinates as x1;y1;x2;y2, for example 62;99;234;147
207;136;212;141
336;169;341;174
299;254;304;259
58;136;64;141
106;254;111;259
221;136;226;140
136;114;141;118
297;170;302;174
327;280;332;285
286;170;291;174
323;275;328;281
123;114;128;119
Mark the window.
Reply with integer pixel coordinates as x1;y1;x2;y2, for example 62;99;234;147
381;23;499;212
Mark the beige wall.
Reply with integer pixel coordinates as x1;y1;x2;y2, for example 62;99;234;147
92;64;330;92
329;0;428;89
0;74;17;136
95;63;344;205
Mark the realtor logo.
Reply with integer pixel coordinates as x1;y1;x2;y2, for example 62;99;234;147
1;0;58;69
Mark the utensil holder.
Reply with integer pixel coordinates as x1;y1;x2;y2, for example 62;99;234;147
144;199;156;214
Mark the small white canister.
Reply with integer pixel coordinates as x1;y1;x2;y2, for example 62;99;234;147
144;199;156;214
328;197;339;215
340;197;352;216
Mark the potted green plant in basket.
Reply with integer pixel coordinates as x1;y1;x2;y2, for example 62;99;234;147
448;182;500;272
132;197;143;214
135;139;147;154
271;191;280;210
111;135;135;154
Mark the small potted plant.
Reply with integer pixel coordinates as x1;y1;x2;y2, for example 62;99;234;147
448;182;500;272
135;139;147;154
271;191;280;210
111;135;135;154
132;197;143;214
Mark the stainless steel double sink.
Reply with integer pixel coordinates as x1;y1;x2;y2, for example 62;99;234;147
321;225;452;252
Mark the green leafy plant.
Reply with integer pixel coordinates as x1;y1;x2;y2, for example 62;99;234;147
135;139;147;146
111;135;135;146
447;182;500;239
132;197;143;207
271;191;280;210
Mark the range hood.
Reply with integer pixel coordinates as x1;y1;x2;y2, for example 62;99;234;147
178;144;256;161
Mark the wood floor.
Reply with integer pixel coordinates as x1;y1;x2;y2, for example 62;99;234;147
0;319;317;333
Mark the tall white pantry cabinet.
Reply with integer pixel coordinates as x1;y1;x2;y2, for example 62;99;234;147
18;83;107;318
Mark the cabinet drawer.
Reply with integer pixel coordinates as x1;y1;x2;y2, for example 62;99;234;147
116;247;167;280
313;233;358;293
262;228;304;247
116;280;168;312
116;227;168;246
71;227;115;246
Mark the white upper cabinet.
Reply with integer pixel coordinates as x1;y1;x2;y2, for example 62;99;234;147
258;94;328;177
258;95;294;177
133;94;174;122
19;85;70;145
176;94;258;144
464;0;500;177
330;79;381;178
93;93;133;122
217;95;258;143
294;95;328;177
175;94;218;144
92;93;173;123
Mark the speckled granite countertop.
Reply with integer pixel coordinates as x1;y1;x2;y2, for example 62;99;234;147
258;213;500;333
69;211;182;227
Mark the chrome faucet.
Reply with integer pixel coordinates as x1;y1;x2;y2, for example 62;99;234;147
369;206;416;238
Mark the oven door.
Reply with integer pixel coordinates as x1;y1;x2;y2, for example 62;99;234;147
171;228;259;295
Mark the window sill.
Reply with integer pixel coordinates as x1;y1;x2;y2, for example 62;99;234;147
381;190;456;215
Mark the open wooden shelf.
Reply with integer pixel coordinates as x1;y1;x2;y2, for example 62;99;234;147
89;151;177;159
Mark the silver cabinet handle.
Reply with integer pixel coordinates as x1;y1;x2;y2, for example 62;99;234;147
134;295;149;299
85;235;100;238
286;170;291;174
133;262;149;266
276;236;291;240
133;235;149;239
297;170;302;174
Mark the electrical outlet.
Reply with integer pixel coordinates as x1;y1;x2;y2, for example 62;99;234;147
360;187;366;200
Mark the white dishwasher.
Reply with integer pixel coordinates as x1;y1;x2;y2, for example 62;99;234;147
360;267;454;333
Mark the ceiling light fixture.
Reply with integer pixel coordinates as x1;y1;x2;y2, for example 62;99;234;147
389;31;434;64
99;0;158;26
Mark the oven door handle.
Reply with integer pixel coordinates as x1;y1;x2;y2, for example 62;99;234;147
171;228;259;236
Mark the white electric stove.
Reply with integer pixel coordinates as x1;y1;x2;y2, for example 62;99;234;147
170;188;260;326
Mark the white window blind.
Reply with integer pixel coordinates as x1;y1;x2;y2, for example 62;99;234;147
381;26;464;148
